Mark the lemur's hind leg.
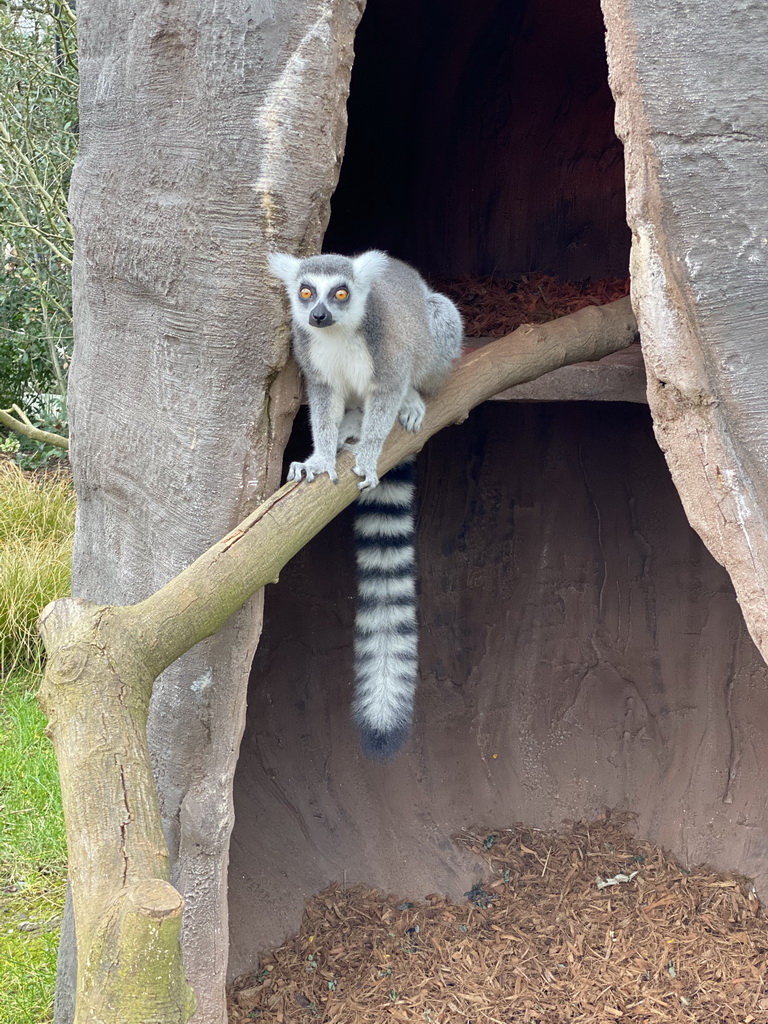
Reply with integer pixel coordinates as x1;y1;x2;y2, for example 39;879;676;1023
397;387;426;433
338;407;363;450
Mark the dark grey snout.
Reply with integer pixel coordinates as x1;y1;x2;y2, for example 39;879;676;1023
310;303;334;328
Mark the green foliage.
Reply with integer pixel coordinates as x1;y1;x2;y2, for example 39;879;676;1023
0;0;77;419
0;668;66;1024
0;460;72;1020
0;433;20;457
2;393;69;469
0;461;75;674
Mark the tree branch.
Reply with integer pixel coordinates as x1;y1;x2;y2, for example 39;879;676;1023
38;294;636;1019
0;407;70;448
130;295;638;675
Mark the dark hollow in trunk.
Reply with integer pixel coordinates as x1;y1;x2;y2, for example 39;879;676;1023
227;0;768;984
324;0;630;280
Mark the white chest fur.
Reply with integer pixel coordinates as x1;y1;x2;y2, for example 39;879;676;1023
308;326;374;403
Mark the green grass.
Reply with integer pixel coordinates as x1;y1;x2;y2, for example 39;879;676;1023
0;669;67;1024
0;460;75;674
0;463;73;1023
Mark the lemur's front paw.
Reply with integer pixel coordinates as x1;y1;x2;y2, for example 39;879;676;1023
287;456;338;484
353;454;380;490
398;394;426;432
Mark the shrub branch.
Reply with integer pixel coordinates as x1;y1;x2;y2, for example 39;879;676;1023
0;407;69;448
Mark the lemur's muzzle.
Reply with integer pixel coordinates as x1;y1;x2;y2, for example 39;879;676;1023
310;303;334;328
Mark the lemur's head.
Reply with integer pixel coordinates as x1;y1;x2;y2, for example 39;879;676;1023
268;250;389;330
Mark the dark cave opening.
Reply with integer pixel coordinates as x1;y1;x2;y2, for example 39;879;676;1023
323;0;630;281
229;0;768;978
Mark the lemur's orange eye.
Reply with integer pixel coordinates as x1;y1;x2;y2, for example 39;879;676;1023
299;286;313;300
335;288;349;301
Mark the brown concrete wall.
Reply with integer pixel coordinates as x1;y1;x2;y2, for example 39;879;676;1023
229;401;768;976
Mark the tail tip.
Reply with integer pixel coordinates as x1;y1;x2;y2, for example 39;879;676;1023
359;723;409;761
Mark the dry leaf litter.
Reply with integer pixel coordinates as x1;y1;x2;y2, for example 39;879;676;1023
229;818;768;1024
428;274;631;339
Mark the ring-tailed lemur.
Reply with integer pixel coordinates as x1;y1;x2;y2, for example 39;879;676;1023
268;250;463;759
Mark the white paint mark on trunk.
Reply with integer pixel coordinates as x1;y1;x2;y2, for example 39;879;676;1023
254;7;334;237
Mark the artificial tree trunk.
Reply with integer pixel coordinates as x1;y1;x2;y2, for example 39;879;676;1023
58;2;364;1021
45;296;636;1022
600;0;768;882
602;1;768;753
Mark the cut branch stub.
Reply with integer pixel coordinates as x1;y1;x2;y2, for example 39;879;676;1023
78;880;195;1024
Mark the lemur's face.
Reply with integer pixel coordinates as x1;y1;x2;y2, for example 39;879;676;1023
268;251;388;333
294;274;355;329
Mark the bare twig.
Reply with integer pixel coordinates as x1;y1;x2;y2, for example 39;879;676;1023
0;407;69;448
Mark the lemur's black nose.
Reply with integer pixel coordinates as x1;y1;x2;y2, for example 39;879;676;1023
310;303;333;326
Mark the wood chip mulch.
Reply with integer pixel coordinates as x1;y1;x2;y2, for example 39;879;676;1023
228;817;768;1024
428;274;631;338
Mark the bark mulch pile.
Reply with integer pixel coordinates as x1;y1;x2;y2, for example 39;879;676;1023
429;274;631;339
228;817;768;1024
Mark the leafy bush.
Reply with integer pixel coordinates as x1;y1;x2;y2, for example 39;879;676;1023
0;1;77;417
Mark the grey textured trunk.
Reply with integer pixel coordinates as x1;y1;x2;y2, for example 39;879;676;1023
599;0;768;885
602;8;768;694
57;1;363;1021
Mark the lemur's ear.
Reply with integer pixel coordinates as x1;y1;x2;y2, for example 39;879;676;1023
352;250;389;290
267;252;301;283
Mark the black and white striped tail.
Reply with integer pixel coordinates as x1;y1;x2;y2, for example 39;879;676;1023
352;458;418;760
